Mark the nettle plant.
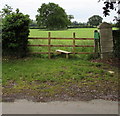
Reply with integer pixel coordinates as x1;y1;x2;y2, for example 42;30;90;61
2;8;30;57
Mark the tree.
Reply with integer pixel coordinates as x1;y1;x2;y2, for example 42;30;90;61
99;0;120;19
72;21;79;25
87;15;103;26
36;3;70;30
99;0;120;28
68;15;74;21
2;8;30;57
0;4;13;17
29;19;38;29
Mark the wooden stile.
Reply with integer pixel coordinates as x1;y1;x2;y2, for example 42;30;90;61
28;32;95;58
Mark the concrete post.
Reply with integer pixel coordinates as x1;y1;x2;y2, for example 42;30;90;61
98;22;113;59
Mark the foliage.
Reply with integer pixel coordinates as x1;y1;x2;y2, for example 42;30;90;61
0;4;13;17
0;17;2;39
36;3;71;30
99;0;120;18
29;19;38;29
99;0;120;58
70;21;94;28
2;8;30;57
67;15;74;21
113;30;120;58
87;15;103;26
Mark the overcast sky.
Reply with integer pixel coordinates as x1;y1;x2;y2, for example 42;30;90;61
0;0;117;23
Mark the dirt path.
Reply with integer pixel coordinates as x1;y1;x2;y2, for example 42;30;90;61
1;99;119;114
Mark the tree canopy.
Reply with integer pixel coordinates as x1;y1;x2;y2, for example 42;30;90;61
87;15;103;26
0;4;13;17
36;3;71;30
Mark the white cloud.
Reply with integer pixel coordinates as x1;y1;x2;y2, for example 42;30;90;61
0;0;117;23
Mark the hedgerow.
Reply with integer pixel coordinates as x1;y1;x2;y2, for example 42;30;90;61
2;9;30;57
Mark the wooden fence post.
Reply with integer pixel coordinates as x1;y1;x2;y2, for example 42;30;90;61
94;39;99;57
48;32;51;59
94;30;100;58
73;32;76;56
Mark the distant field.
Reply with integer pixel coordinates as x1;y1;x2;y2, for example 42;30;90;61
29;28;97;38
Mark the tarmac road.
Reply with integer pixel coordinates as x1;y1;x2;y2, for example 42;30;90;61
0;99;119;114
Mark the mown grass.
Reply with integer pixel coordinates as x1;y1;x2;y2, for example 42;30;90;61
29;28;97;38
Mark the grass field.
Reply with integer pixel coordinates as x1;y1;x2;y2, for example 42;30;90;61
29;28;97;38
2;28;119;102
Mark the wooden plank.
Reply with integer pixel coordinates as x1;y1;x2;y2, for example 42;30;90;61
94;39;99;57
76;38;94;40
28;45;49;47
30;52;54;54
56;50;71;54
56;50;71;59
52;38;94;40
52;45;72;47
28;45;94;47
28;37;48;39
30;52;95;54
74;52;95;54
75;45;94;47
28;37;94;40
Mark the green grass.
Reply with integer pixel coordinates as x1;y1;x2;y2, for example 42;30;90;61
2;28;118;102
2;58;106;84
3;57;118;84
2;57;118;101
29;28;97;38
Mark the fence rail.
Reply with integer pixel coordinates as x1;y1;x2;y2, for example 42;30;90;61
30;52;95;54
28;32;96;58
28;45;94;47
28;37;94;40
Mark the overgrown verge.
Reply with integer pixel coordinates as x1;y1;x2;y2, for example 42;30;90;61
113;30;120;58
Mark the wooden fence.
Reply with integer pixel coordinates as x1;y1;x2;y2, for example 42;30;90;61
28;32;96;58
